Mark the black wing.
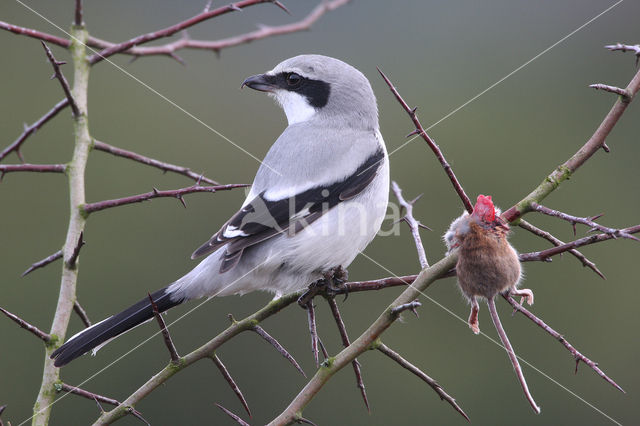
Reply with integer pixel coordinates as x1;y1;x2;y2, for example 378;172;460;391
192;148;384;272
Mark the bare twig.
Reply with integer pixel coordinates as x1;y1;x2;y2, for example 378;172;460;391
605;42;640;65
0;21;71;48
148;293;180;364
531;202;639;242
82;183;248;214
211;354;252;418
58;383;119;407
503;295;624;392
378;68;473;213
304;301;320;366
73;300;92;328
41;42;80;116
64;232;85;269
326;298;369;411
251;325;306;378
0;307;51;342
392;181;429;268
517;220;605;279
0;98;69;162
377;342;469;421
520;225;640;262
92;140;220;185
589;84;631;99
87;0;281;65
85;0;350;60
22;250;63;277
390;300;421;317
0;405;6;426
215;403;250;426
74;0;84;27
0;164;66;176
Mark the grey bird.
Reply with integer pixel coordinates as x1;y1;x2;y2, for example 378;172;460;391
51;55;390;367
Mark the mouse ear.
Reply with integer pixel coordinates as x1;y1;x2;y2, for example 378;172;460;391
472;194;495;222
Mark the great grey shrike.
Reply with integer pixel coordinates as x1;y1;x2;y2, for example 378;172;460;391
51;55;390;367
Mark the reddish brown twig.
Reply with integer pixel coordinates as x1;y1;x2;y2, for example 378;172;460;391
73;300;92;328
0;21;71;48
59;383;149;424
89;0;350;61
0;98;69;162
22;250;63;277
378;68;473;213
0;164;66;177
340;275;417;293
92;140;219;185
148;293;180;364
215;403;250;426
517;220;604;279
41;42;80;116
503;295;624;393
75;0;84;27
589;84;631;99
392;181;430;268
0;307;51;342
520;224;640;262
210;354;252;417
64;232;85;269
326;298;369;411
251;325;306;377
82;183;248;214
303;301;320;366
87;0;280;65
376;342;470;422
531;202;639;242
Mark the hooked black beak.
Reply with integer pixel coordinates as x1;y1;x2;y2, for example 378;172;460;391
241;74;276;92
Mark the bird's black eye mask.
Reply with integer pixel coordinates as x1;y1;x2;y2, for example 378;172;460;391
267;72;331;108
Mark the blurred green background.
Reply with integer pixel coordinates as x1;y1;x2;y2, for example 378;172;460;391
1;0;639;425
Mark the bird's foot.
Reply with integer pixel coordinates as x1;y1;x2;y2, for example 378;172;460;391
323;266;349;298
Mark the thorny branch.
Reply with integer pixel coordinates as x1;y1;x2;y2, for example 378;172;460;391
391;181;430;268
148;294;180;364
22;251;63;277
517;220;605;279
531;202;639;242
0;307;51;342
58;383;149;424
326;298;369;411
0;98;69;162
41;42;80;117
210;354;252;417
92;140;220;185
215;403;250;426
0;164;66;176
82;183;249;214
378;68;473;213
376;342;469;422
87;0;290;65
85;0;352;61
503;295;624;392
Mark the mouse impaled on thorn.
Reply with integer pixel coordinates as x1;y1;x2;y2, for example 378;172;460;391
444;194;541;414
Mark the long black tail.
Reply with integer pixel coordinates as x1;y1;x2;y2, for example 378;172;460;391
51;287;183;367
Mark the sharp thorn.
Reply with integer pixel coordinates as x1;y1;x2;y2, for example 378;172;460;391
230;4;243;12
272;0;291;15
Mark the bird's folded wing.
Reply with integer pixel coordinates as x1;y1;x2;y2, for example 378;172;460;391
191;148;385;272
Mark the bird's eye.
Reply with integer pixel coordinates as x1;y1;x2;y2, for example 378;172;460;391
286;73;302;87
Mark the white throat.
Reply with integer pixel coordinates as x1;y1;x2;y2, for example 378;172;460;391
272;91;317;125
